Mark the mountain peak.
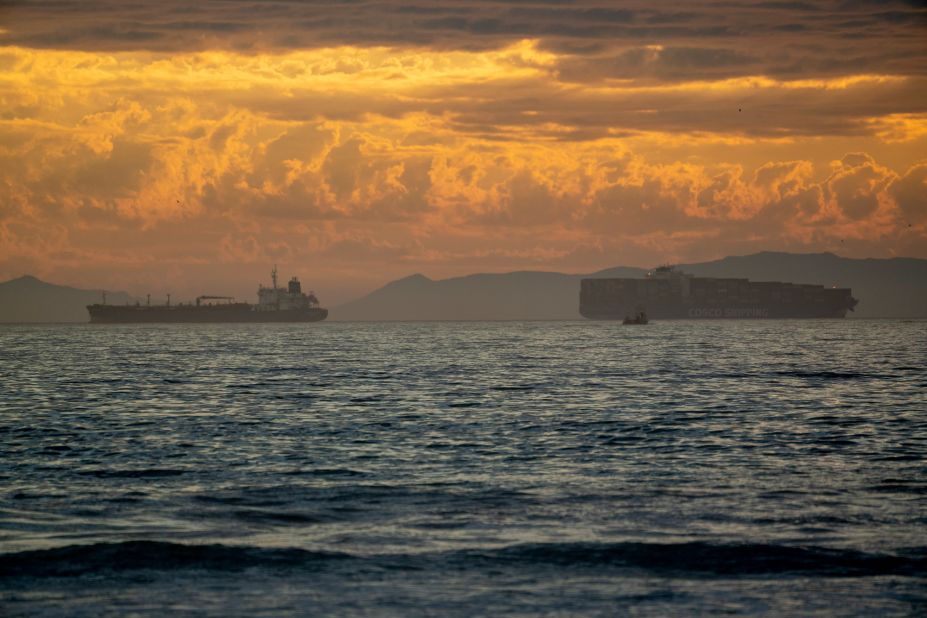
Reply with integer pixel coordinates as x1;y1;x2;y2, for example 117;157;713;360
384;273;432;288
2;274;48;288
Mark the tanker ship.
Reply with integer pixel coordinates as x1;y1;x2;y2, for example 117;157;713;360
87;268;328;323
580;265;857;320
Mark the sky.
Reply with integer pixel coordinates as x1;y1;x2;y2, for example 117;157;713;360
1;0;925;303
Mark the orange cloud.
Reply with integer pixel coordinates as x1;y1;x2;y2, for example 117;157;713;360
0;39;924;299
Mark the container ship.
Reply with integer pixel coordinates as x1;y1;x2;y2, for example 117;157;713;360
580;265;857;320
87;268;328;323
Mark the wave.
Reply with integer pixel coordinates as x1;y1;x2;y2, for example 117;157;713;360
477;542;927;576
2;541;925;579
776;370;868;380
0;541;349;578
76;468;186;478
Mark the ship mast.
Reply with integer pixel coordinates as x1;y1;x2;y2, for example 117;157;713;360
272;264;278;290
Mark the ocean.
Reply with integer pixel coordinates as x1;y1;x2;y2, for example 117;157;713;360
1;320;925;616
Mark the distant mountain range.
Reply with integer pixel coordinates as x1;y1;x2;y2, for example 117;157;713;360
2;252;925;322
334;252;927;320
0;276;133;323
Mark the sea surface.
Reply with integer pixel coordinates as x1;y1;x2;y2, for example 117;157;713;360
1;320;925;616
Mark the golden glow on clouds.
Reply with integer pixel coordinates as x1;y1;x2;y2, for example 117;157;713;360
0;38;925;296
867;114;927;143
590;73;906;93
1;41;556;94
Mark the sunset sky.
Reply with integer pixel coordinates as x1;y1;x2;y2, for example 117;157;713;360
1;0;925;302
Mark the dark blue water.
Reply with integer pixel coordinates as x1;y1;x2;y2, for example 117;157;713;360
1;320;925;616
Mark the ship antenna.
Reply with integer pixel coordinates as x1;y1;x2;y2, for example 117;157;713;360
272;264;278;290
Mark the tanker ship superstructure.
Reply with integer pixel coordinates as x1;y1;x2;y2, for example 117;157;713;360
87;268;328;323
580;265;857;320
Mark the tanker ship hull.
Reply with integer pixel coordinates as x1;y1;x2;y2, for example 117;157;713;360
88;304;328;323
580;272;857;320
88;269;328;324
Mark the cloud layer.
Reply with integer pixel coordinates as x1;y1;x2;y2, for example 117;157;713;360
1;1;925;298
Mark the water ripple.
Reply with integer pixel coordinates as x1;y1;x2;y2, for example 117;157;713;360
1;320;925;614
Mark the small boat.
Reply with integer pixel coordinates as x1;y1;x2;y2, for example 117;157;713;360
623;311;648;325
